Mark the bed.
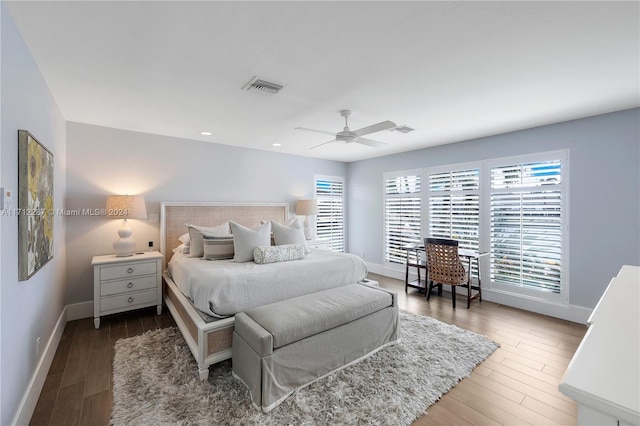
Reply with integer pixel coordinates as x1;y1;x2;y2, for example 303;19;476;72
160;202;368;379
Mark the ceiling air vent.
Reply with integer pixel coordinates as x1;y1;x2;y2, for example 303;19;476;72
243;77;283;95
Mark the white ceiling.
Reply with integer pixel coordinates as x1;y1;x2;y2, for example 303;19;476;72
6;1;639;162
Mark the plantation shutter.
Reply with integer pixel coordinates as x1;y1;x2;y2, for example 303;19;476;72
384;172;422;265
427;168;480;252
490;160;563;294
315;176;345;252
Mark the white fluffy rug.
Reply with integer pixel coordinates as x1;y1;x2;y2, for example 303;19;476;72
111;311;498;425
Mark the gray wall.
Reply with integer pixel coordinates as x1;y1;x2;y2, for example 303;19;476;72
65;122;347;304
1;5;68;424
348;108;640;312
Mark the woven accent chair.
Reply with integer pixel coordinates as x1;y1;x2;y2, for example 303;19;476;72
424;237;471;309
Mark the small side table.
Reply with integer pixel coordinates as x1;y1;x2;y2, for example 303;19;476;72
403;244;430;294
91;251;163;329
307;239;330;250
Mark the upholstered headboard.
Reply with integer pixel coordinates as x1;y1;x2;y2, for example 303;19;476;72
160;202;289;266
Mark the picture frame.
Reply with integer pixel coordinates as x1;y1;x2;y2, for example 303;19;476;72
18;130;54;281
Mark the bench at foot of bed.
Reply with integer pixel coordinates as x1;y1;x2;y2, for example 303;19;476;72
232;283;400;413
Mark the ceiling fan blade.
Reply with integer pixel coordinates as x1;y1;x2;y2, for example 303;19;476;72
295;127;336;136
355;137;388;148
311;139;337;150
352;120;397;137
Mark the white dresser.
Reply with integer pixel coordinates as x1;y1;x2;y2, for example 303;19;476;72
559;265;640;425
91;251;163;329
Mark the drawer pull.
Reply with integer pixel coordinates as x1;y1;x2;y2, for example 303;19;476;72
127;267;134;274
127;282;134;289
128;297;134;303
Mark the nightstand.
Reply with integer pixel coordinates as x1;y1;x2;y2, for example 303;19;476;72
307;239;330;250
91;251;163;329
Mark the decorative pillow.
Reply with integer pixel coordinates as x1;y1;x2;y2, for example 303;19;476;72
229;221;271;263
253;244;305;265
187;222;232;257
172;243;190;254
178;232;191;246
271;220;310;254
203;236;234;260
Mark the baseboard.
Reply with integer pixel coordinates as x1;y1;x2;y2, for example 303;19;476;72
11;306;67;426
65;300;93;321
365;265;592;324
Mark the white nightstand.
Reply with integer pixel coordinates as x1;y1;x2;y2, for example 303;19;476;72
307;239;330;250
91;251;163;329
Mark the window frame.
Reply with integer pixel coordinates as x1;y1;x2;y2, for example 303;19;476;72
484;150;569;303
382;169;423;270
314;174;345;252
381;150;569;304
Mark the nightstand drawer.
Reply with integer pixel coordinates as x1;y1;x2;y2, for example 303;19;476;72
100;261;157;281
100;289;157;312
100;275;157;297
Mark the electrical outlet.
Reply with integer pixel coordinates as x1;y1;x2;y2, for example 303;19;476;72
148;213;159;223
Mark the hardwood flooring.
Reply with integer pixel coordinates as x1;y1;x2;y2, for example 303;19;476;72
29;274;586;425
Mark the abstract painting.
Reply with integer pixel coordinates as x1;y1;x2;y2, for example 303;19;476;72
18;130;54;281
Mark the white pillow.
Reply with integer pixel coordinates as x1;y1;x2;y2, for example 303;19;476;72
229;221;271;263
172;243;190;254
187;222;232;257
178;232;190;246
271;220;310;254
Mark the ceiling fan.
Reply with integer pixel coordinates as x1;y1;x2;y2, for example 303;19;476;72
295;110;396;149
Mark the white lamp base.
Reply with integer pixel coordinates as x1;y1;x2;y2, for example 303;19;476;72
113;219;136;257
303;215;313;240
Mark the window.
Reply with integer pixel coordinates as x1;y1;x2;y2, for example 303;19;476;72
383;150;568;303
427;167;480;252
315;175;345;252
384;171;422;266
489;154;565;299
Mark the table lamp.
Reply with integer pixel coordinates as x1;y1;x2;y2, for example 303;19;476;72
106;195;147;256
296;199;318;240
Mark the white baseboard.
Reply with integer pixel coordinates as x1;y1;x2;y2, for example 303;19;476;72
11;307;67;426
365;264;592;324
65;300;93;321
11;300;94;425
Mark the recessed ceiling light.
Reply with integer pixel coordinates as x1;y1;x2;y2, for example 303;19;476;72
272;143;282;147
201;131;212;136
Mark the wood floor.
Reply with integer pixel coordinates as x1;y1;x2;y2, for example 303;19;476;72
29;274;586;425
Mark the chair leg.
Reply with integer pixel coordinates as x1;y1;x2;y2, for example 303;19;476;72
451;285;456;309
405;263;409;293
426;280;434;301
467;284;471;309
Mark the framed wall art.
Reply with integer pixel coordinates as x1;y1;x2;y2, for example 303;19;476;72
18;130;54;281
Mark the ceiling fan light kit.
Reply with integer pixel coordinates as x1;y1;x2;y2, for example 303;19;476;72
295;110;397;150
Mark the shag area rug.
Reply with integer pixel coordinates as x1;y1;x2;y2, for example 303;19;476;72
111;311;498;425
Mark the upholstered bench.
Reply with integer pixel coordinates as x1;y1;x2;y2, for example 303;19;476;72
232;283;400;413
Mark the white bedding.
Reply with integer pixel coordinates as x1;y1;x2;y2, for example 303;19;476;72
168;249;368;317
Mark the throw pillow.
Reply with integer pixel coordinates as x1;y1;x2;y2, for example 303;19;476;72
187;222;232;257
253;244;305;264
203;236;234;260
271;220;310;254
229;221;271;262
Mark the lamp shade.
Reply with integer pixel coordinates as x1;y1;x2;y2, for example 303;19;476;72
296;199;318;216
106;195;147;220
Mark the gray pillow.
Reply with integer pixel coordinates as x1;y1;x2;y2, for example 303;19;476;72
229;221;271;262
186;222;231;257
203;237;234;260
271;220;310;254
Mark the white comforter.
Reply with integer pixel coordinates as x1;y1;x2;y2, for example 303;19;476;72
168;249;368;317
